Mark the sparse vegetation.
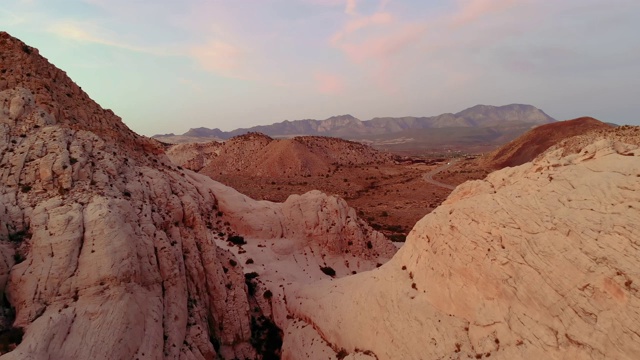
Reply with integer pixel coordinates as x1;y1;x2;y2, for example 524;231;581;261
336;348;348;359
0;327;24;354
245;272;259;280
8;229;29;243
250;315;283;360
389;234;406;242
228;235;246;246
244;272;259;295
320;266;336;277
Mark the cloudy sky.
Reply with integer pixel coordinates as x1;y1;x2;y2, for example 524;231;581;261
2;0;639;136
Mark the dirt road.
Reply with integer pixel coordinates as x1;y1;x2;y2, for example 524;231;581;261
422;160;457;190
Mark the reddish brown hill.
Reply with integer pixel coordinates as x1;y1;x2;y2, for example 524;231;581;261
169;132;394;178
483;117;612;168
0;31;162;156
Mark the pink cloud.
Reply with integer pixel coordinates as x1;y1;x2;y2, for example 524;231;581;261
336;22;426;64
345;0;358;14
331;12;394;44
189;39;249;79
451;0;517;27
326;0;431;94
314;72;346;94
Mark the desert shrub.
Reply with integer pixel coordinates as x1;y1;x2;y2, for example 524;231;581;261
69;157;78;165
250;315;283;360
245;275;258;296
320;266;336;277
263;290;273;299
246;258;254;264
122;191;131;197
336;349;348;359
380;211;389;217
12;252;24;264
244;272;259;280
228;235;246;246
366;241;373;249
20;185;31;193
0;327;24;354
385;224;403;232
389;234;406;242
8;229;29;243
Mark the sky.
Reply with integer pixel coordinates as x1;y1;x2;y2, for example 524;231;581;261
2;0;639;136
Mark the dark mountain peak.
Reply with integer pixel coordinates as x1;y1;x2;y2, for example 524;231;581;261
155;104;557;143
457;103;539;115
183;127;225;138
229;131;274;142
455;104;555;126
325;114;358;121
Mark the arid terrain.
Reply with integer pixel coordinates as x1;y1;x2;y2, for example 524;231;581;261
167;117;619;245
432;117;617;186
2;32;640;360
166;134;460;242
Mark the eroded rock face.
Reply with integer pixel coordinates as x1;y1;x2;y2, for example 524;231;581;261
0;33;394;359
166;142;222;172
0;88;254;359
286;138;640;359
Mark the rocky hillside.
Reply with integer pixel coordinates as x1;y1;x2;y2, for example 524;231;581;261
3;31;640;360
484;117;613;168
153;105;555;144
167;132;394;176
285;129;640;359
0;32;395;359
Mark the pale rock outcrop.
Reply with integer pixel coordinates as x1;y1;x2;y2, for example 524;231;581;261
166;142;222;172
0;32;394;360
286;137;640;359
204;179;394;259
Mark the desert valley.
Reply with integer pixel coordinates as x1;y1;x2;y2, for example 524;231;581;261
1;19;640;360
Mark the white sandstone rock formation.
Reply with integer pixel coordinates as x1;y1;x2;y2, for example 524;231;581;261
285;137;640;360
0;32;394;360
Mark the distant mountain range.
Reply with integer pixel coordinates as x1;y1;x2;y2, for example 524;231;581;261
153;104;556;153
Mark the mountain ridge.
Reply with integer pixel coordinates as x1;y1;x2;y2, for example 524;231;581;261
153;104;555;144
